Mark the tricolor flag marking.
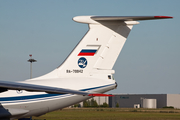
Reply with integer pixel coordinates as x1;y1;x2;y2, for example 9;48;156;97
78;49;97;56
78;46;99;56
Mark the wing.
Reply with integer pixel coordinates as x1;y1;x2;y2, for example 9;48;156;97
0;81;113;96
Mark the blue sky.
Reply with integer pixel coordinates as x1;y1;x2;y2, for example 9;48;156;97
0;0;179;94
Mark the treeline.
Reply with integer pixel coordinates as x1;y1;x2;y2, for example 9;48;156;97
72;98;109;108
83;99;109;107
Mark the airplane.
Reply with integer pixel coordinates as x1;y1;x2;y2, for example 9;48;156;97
0;15;172;120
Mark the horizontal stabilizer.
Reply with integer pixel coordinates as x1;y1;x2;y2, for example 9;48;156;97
73;16;173;24
91;16;173;21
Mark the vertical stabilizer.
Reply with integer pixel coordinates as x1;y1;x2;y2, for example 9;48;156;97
33;16;172;79
57;16;139;77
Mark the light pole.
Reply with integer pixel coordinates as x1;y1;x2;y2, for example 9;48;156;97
28;54;37;79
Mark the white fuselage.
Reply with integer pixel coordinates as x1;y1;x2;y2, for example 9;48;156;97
0;77;116;118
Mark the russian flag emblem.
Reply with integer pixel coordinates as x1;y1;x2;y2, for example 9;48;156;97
78;46;99;56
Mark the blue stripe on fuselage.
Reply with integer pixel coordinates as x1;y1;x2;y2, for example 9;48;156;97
0;83;115;103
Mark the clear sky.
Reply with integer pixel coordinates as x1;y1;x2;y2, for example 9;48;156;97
0;0;179;94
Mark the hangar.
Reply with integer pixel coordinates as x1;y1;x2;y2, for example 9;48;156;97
109;94;180;109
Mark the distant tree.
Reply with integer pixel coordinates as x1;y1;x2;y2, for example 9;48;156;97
102;102;109;107
116;103;119;108
73;103;81;108
163;106;174;109
99;102;109;107
83;99;98;107
91;98;98;107
83;100;89;107
87;100;91;107
74;104;79;108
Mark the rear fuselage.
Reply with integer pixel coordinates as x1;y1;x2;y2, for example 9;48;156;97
0;77;116;119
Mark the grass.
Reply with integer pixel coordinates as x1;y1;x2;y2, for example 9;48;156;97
31;108;180;120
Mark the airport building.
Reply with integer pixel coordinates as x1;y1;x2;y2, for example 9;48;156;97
109;94;180;109
79;94;180;109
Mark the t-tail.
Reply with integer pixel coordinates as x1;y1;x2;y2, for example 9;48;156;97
32;16;173;80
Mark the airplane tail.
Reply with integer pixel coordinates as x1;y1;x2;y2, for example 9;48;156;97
33;16;172;79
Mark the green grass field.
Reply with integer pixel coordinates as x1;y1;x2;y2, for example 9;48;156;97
32;108;180;120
